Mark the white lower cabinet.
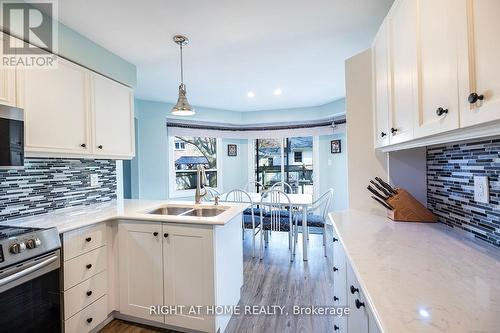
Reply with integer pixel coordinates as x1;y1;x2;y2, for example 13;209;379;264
332;234;348;332
346;263;370;333
64;295;108;333
62;223;110;333
162;224;215;332
331;231;381;333
118;220;237;333
118;221;164;323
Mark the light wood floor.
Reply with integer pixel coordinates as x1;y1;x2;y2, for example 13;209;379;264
101;230;334;333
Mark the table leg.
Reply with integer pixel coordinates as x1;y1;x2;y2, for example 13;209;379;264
302;206;308;261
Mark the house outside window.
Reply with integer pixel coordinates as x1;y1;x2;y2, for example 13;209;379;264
174;141;186;150
255;137;313;194
294;151;303;163
170;136;220;195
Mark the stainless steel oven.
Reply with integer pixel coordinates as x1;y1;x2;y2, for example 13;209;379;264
0;226;62;332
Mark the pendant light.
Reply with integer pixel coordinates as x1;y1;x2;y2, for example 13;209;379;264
171;35;195;116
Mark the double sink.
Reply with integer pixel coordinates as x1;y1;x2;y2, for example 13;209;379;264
146;205;228;218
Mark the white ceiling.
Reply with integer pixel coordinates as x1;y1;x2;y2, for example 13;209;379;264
55;0;393;111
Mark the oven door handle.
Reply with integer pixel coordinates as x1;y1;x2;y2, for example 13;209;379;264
0;255;59;287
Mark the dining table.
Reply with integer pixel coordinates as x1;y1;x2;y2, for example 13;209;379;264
220;191;313;261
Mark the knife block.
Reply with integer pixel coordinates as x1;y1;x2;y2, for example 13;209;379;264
386;189;437;223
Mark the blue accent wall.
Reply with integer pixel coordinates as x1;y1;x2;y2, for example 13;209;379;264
132;98;347;207
319;134;348;211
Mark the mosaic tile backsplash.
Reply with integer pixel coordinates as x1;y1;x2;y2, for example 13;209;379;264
0;158;116;221
427;137;500;248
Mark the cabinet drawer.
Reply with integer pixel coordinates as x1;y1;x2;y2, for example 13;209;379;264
64;271;107;319
64;295;108;333
64;246;107;290
63;223;106;261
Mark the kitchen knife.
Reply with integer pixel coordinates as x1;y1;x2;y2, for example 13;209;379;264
375;177;398;195
371;196;394;210
367;185;389;201
370;180;392;197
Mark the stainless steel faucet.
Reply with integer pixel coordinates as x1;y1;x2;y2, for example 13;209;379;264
195;165;207;204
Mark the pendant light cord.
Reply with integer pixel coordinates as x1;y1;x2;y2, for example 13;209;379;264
179;43;184;86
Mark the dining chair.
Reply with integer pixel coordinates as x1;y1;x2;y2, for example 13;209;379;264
259;189;294;262
271;181;294;194
224;189;260;258
293;189;333;257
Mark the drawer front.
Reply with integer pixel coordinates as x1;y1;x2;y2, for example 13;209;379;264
64;246;107;290
64;271;107;319
65;295;108;333
63;223;106;261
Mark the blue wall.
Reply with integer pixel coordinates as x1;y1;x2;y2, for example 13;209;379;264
318;134;348;211
3;12;136;87
57;24;136;87
132;98;348;210
166;98;345;125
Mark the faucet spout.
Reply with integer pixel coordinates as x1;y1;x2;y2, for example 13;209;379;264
195;165;207;204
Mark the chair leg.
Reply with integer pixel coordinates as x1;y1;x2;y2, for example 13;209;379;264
252;226;256;259
260;224;264;260
323;228;327;257
293;220;298;256
307;226;309;240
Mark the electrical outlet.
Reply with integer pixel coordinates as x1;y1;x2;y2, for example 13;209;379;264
474;175;489;204
90;174;99;187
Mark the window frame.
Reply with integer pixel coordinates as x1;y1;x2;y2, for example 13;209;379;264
168;136;223;198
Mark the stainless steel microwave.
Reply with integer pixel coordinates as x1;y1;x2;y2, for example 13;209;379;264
0;107;24;168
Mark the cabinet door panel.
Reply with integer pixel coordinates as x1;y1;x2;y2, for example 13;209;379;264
332;239;348;332
92;74;134;157
19;55;91;154
388;0;417;144
118;222;163;323
163;224;215;332
415;0;460;137
459;0;500;127
372;22;391;147
0;33;16;107
347;263;369;333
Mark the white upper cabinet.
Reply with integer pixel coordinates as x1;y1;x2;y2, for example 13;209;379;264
0;33;18;107
387;0;417;144
414;0;460;137
372;22;391;147
18;55;92;155
92;74;134;158
459;0;500;127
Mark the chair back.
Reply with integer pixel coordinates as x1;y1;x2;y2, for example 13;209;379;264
310;189;334;220
260;189;292;232
270;181;293;194
224;189;253;204
244;181;263;193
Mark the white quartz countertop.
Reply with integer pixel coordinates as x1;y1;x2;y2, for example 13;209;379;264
6;199;249;233
328;209;500;333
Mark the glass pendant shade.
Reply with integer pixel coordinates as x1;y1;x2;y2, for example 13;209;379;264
171;84;195;116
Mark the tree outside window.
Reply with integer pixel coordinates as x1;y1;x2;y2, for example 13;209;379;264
173;136;217;191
